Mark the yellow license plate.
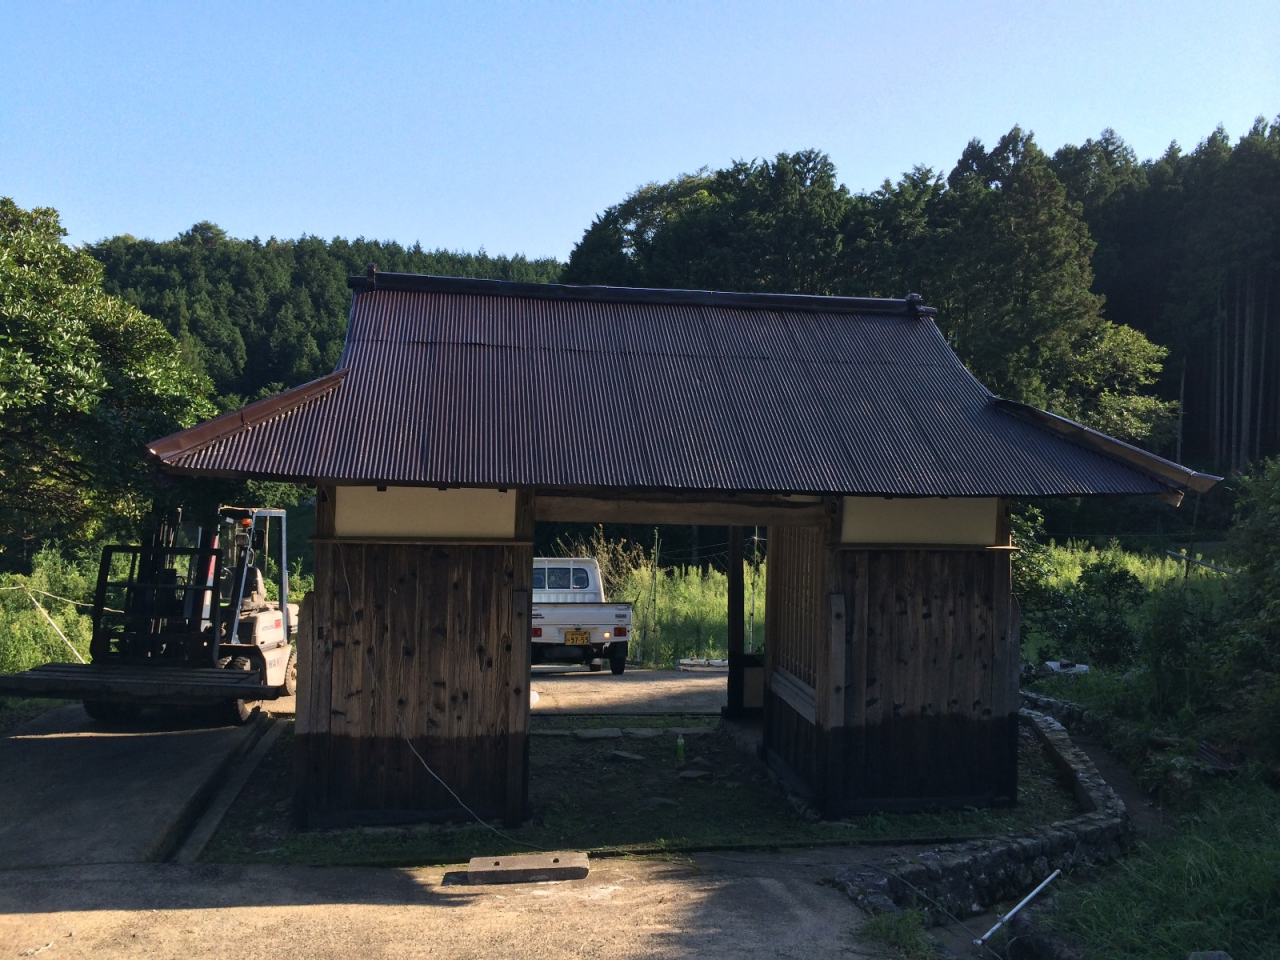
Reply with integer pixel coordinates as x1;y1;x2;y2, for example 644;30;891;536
564;630;591;645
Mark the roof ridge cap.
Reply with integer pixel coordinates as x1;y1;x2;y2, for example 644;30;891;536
347;272;928;316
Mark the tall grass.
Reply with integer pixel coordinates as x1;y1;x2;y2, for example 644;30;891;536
1037;539;1228;591
1048;778;1280;959
1020;540;1232;665
0;546;96;674
614;561;767;667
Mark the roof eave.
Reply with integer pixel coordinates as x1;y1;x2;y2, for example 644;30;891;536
994;399;1222;503
148;370;348;464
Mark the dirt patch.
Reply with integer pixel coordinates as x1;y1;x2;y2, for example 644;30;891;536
530;667;727;714
203;720;1080;867
0;856;892;960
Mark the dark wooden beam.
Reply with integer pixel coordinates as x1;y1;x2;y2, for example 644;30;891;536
534;496;826;527
725;526;745;717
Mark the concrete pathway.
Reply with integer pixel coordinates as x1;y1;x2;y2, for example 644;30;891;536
0;704;263;868
0;851;887;960
529;667;727;715
264;667;729;718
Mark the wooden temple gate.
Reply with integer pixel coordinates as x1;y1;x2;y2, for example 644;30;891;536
291;488;1018;825
144;272;1211;828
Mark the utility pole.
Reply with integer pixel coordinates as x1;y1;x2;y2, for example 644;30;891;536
748;527;758;652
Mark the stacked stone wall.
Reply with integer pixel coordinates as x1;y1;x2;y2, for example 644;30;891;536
833;709;1131;924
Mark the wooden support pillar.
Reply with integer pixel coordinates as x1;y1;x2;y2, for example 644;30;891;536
816;592;848;816
724;525;745;718
296;485;534;828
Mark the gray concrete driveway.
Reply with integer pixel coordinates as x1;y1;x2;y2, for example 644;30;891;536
0;704;261;868
0;852;885;960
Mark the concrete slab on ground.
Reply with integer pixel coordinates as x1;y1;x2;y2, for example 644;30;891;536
0;854;890;959
0;704;263;868
265;668;728;718
530;666;727;715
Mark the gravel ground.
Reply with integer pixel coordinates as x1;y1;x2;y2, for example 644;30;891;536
0;854;891;960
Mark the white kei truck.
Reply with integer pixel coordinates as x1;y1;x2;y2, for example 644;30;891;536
530;558;633;674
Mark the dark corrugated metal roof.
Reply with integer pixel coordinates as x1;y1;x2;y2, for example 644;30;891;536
148;274;1218;498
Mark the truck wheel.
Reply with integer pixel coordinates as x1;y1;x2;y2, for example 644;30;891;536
218;655;259;725
588;661;603;672
83;700;142;724
283;646;298;696
610;642;628;676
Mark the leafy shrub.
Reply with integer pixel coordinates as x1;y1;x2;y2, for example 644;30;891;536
0;545;95;673
1223;457;1280;675
1136;579;1222;716
1025;547;1145;668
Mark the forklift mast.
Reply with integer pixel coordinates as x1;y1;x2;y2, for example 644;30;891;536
89;507;289;667
219;507;290;645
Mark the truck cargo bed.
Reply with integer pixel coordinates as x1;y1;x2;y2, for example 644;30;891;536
0;662;286;704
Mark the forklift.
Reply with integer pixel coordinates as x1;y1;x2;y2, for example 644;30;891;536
0;506;298;725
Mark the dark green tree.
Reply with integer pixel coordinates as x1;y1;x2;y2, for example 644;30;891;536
926;128;1176;441
565;151;851;294
568;138;1176;443
0;199;214;553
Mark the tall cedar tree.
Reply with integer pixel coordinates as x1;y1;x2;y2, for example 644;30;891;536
1054;118;1280;470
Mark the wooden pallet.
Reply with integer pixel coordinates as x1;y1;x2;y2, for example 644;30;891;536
0;662;286;703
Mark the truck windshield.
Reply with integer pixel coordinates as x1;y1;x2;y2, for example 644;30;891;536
536;566;591;590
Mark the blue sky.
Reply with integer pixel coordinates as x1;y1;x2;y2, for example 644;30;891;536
2;1;1276;260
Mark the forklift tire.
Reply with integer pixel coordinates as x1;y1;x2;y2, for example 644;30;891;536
610;642;628;676
82;700;142;725
283;646;298;696
217;655;259;726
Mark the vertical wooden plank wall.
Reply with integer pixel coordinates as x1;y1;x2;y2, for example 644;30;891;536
762;523;828;794
761;496;1018;814
296;486;533;825
766;525;825;687
833;548;1017;808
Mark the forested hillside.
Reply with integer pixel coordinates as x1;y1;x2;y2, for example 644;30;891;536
4;115;1276;563
89;227;563;409
1053;121;1280;470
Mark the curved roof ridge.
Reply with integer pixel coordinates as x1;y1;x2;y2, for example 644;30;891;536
348;271;935;317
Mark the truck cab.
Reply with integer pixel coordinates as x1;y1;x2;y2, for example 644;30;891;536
530;558;633;674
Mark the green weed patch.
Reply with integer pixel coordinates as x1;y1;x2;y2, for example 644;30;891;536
203;720;1080;868
856;908;936;960
1047;779;1280;960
